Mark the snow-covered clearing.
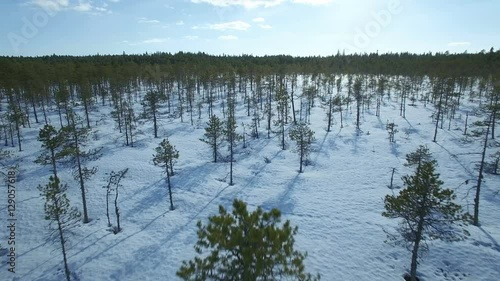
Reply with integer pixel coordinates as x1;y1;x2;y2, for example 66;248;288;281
1;87;499;281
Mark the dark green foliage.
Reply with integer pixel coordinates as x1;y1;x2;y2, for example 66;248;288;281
142;90;166;138
274;85;289;149
7;103;24;151
486;151;500;174
38;176;81;281
200;115;225;163
59;111;101;223
153;138;179;210
38;176;81;230
353;77;363;132
35;124;66;179
386;122;398;143
177;199;320;281
383;149;468;281
289;123;315;173
404;145;435;171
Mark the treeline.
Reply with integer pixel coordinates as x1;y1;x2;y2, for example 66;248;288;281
0;50;499;280
1;48;500;81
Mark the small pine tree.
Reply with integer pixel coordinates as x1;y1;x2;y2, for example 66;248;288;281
289;123;315;173
386;122;398;143
383;150;468;281
142;90;165;138
200;115;224;163
38;176;81;281
225;95;241;185
58;111;101;224
7;103;24;152
177;199;320;281
487;151;500;174
404;145;434;172
274;85;289;149
153;138;179;210
35;124;65;179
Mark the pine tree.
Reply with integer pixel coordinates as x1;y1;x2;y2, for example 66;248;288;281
38;176;81;281
275;84;289;149
386;122;398;143
353;77;363;134
142;90;165;138
383;149;468;281
289;123;315;173
200;115;224;163
225;93;241;185
177;199;320;281
153;138;179;210
59;111;101;223
404;145;434;170
35;124;65;179
7;103;24;152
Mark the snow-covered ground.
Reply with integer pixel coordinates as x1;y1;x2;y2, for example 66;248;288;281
1;86;499;281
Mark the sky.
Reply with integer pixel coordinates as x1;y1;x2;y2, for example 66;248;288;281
0;0;499;57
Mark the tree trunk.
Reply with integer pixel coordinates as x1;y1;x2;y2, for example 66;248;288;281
31;97;39;123
356;100;361;132
433;92;443;142
83;99;91;128
229;131;234;185
474;113;491;226
464;112;468;135
291;82;296;125
166;170;174;210
56;212;71;281
41;97;48;124
74;130;89;224
153;106;158;138
299;141;304;173
327;95;332;132
114;185;120;233
410;215;425;281
106;188;111;227
15;120;21;152
213;134;217;163
51;148;58;180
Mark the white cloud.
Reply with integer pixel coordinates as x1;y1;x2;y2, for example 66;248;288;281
108;0;120;2
447;42;471;47
258;24;272;29
191;0;284;9
292;0;332;4
29;0;109;13
121;38;169;45
252;17;265;22
29;0;69;11
138;17;160;24
176;20;185;26
73;1;92;12
219;35;238;40
184;35;199;40
142;38;168;44
193;20;251;31
191;0;332;8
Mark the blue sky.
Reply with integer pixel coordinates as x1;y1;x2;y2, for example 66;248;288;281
1;0;499;56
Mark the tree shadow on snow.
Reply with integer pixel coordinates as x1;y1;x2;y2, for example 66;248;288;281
260;173;303;214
